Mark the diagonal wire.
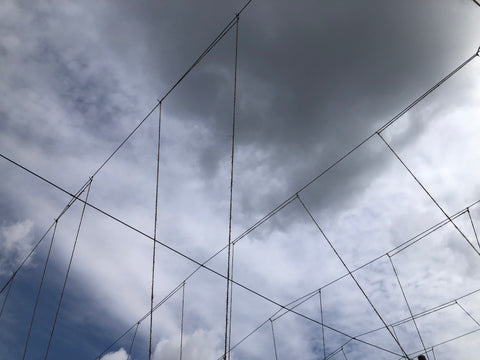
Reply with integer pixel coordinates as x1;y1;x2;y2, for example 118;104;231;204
341;347;348;360
467;208;480;250
224;15;239;360
297;194;410;358
149;100;162;360
126;322;139;360
23;220;59;360
270;319;279;360
377;133;480;257
180;282;186;360
456;301;480;328
96;282;184;360
319;289;327;360
44;179;93;360
0;174;91;296
0;273;14;319
388;255;429;359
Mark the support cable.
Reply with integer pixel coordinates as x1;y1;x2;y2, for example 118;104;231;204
23;220;59;360
377;133;480;257
472;0;480;7
126;322;139;360
431;347;437;360
180;282;185;360
218;290;320;360
224;15;239;360
467;208;480;250
95;282;184;360
297;194;410;359
341;347;348;360
319;289;327;360
270;319;279;360
456;301;480;327
0;274;14;319
149;100;162;360
227;244;235;360
388;256;429;359
44;179;93;360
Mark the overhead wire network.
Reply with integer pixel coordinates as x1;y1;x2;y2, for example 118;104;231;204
1;0;480;359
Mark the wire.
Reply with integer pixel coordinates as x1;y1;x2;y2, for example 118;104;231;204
44;180;93;359
23;220;59;360
456;301;480;328
297;194;410;358
0;273;14;319
377;133;480;258
388;256;429;359
467;208;480;250
180;282;185;360
126;322;139;360
95;283;184;360
224;15;239;360
149;100;162;360
270;319;279;360
319;289;326;360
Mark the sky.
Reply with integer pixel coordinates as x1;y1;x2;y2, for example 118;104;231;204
1;0;480;359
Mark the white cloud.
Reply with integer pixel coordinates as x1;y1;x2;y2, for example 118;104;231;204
0;219;35;273
102;348;128;360
153;329;221;360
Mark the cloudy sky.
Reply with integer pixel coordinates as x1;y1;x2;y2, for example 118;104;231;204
1;0;480;359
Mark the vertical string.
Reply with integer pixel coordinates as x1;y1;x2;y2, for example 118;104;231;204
127;322;139;360
45;179;93;359
180;282;185;360
319;289;326;360
467;208;480;250
150;100;162;360
227;243;235;360
270;319;279;360
224;14;239;360
23;220;58;360
388;255;429;359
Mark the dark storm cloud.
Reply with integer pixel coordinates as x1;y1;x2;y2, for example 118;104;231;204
87;0;479;217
